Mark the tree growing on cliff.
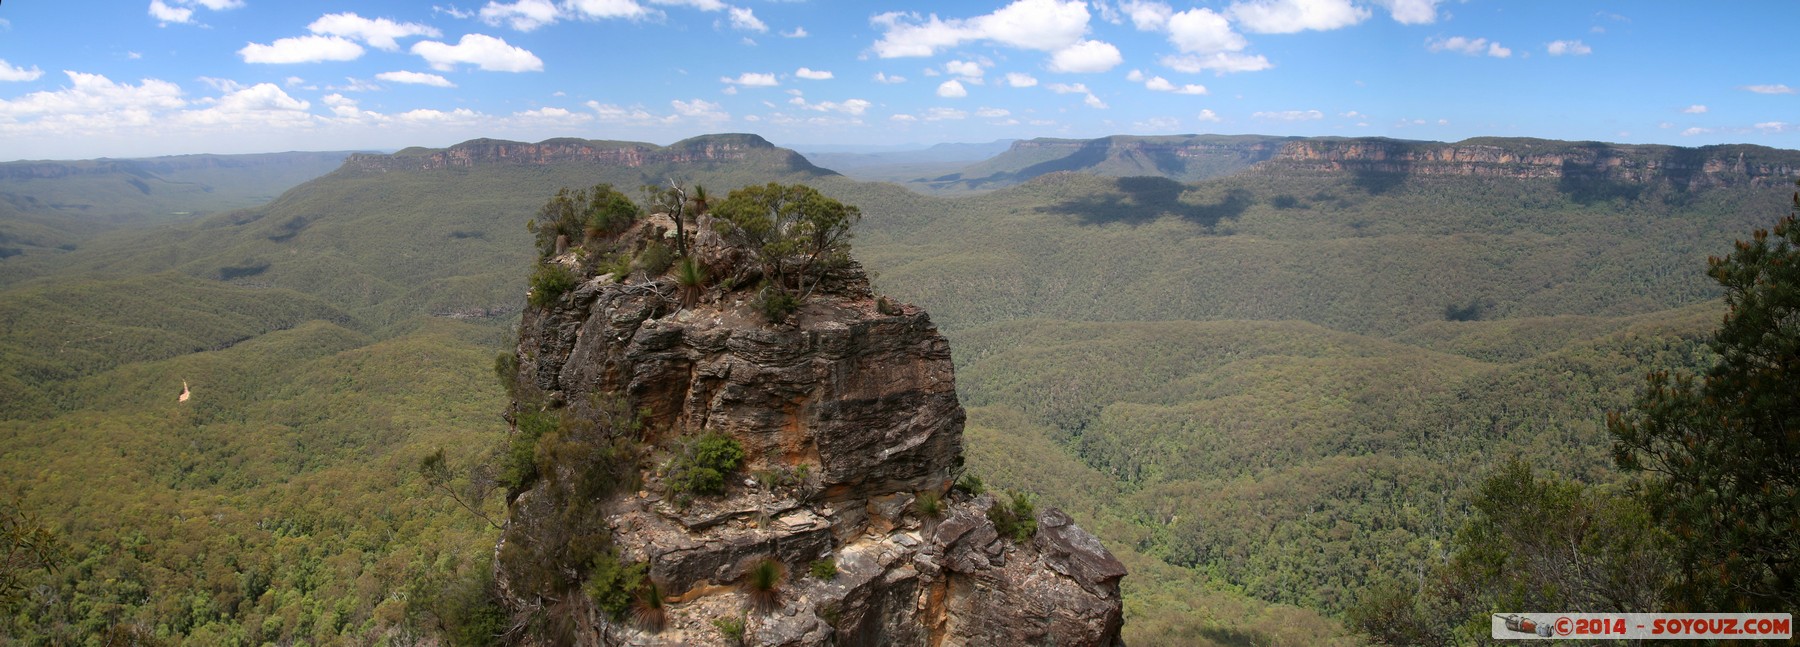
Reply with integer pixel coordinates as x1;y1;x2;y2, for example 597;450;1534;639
710;183;859;317
527;184;640;257
1608;181;1800;611
643;181;691;257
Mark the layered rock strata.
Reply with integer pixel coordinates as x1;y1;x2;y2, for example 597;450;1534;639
502;213;1126;646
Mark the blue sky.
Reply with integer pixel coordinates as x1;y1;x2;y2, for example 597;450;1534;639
0;0;1795;160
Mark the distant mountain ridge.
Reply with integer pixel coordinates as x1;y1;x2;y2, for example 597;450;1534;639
920;134;1800;193
344;133;835;177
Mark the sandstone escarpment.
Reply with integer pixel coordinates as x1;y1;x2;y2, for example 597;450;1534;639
344;134;830;176
1266;137;1800;188
501;206;1125;646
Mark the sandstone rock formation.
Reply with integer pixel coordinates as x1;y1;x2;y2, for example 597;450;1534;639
500;207;1126;646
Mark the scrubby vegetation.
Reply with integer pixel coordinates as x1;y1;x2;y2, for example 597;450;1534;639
663;431;746;500
986;490;1039;543
3;137;1793;645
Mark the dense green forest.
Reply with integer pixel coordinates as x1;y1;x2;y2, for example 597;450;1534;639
1;135;1793;645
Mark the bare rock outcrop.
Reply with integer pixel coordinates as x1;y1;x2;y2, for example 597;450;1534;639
500;209;1125;646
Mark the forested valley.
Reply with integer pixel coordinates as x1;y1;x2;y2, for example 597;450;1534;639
1;134;1795;645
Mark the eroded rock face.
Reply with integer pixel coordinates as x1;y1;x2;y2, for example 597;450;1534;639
500;214;1125;646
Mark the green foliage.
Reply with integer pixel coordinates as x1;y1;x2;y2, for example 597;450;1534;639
528;184;639;257
712;183;859;301
808;558;837;580
675;257;708;307
954;474;985;497
527;263;579;307
1347;460;1672;645
500;408;557;494
664;432;746;498
914;490;943;518
492;351;520;399
631;579;666;632
1609;205;1800;612
407;553;507;647
987;490;1038;543
744;558;785;613
712;615;747;644
0;496;64;609
637;240;675;276
753;285;800;323
584;551;648;622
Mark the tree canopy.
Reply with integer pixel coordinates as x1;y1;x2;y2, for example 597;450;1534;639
1608;184;1800;611
710;183;858;302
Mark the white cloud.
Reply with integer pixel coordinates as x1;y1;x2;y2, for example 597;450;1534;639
1682;104;1707;114
1005;72;1038;87
870;0;1091;58
1144;76;1207;94
566;0;653;20
1127;69;1145;82
651;0;728;11
945;60;984;79
1228;0;1369;34
1681;127;1710;136
376;70;457;87
890;114;918;122
0;71;186;119
1045;82;1088;94
782;27;807;38
147;0;243;25
1120;0;1173;30
795;67;833;80
722;72;778;86
728;7;767;32
1166;8;1245;53
180;84;314;128
283;76;305;87
1426;36;1511;58
328;77;383;92
1546;39;1592;56
240;36;366;64
1136;116;1181;131
1742;84;1795;95
187;0;244;11
0;60;44;82
1160;52;1273;74
1048;39;1123;73
1253;109;1323;121
794;98;872;115
671;98;731;122
127;51;144;60
937;79;968;98
148;0;194;24
1755;121;1789;132
512;106;593;126
873;72;906;84
976;107;1010;117
1196;108;1221;122
411;34;544;72
481;0;565;30
924;107;968;120
1084;93;1107;109
1370;0;1439;24
309;13;442;50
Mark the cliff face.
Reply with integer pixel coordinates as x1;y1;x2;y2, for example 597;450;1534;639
344;134;832;176
1266;138;1800;188
502;211;1125;646
950;135;1800;192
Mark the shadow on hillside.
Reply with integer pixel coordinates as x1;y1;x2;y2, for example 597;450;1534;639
1557;142;1647;203
1038;176;1251;229
1352;168;1409;195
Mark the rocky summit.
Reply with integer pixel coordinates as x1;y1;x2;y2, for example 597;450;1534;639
500;204;1126;646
